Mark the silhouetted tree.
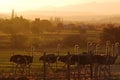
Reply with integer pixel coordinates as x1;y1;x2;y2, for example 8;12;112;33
100;26;120;43
32;37;41;49
78;25;87;34
10;34;30;49
31;19;53;34
63;34;87;48
40;20;53;31
56;22;64;30
0;17;30;34
0;19;13;34
11;16;30;34
31;18;42;34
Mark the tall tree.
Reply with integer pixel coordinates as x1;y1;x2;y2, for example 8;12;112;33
100;26;120;43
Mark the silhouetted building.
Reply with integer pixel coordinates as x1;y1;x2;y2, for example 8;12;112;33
35;18;40;22
11;9;15;19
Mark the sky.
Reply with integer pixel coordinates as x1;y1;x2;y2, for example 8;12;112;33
0;0;120;13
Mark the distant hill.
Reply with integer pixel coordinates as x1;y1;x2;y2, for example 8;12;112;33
98;16;120;23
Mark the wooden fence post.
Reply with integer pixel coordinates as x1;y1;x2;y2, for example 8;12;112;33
12;52;15;75
67;52;70;80
90;51;93;80
43;52;46;80
78;55;80;80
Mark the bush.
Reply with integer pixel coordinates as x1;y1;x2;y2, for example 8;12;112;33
32;38;41;49
62;34;87;48
100;26;120;44
10;34;30;49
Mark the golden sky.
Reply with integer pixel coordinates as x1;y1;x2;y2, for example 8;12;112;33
0;0;120;13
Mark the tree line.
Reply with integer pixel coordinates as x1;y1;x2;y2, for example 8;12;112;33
0;16;98;35
0;16;120;50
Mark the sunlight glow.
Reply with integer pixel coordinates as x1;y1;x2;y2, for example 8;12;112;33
0;0;80;13
0;0;120;13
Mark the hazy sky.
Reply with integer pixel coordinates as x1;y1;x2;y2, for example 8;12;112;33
0;0;120;13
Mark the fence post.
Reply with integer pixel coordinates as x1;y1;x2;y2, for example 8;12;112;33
67;52;70;80
78;54;80;80
106;41;111;56
43;52;46;80
90;51;93;80
75;44;80;79
12;52;15;75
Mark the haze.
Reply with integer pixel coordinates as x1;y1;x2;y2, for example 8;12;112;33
1;0;120;19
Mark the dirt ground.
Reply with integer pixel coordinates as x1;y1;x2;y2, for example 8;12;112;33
111;65;120;77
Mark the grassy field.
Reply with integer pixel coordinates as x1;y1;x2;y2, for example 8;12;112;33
0;48;119;64
0;49;119;75
0;30;119;74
